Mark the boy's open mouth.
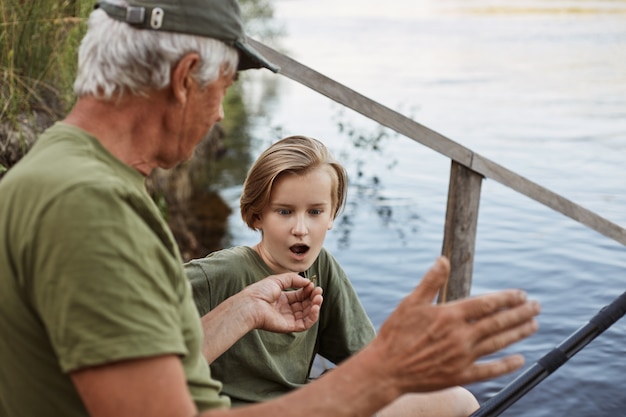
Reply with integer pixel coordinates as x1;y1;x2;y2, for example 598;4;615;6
290;244;309;255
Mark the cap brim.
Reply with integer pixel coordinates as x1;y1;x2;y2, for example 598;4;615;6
235;40;279;73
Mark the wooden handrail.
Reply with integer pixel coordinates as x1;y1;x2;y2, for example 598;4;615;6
249;38;626;248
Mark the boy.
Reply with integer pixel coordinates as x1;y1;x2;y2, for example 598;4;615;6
186;136;479;416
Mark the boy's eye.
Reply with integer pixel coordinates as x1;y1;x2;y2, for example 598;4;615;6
278;209;290;215
310;209;322;215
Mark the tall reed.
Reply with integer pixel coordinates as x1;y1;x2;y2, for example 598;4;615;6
0;0;88;172
1;0;88;119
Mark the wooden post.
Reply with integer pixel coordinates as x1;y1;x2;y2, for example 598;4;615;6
438;161;484;303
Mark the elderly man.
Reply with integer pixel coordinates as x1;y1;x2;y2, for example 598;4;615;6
0;1;540;416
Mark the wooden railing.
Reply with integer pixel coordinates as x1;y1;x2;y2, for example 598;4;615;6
249;39;626;302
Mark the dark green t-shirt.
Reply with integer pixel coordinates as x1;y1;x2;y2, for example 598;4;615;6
0;123;229;416
186;246;376;406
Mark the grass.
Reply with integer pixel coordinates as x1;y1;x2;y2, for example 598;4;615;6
1;0;87;119
0;0;88;173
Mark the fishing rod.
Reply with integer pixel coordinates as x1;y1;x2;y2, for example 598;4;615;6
470;290;626;417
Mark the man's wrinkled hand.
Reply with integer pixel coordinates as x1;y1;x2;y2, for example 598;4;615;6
243;273;324;333
373;256;540;393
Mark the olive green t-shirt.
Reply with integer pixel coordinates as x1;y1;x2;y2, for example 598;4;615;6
186;246;376;406
0;123;229;416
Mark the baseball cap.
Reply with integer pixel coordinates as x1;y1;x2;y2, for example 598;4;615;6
95;0;279;72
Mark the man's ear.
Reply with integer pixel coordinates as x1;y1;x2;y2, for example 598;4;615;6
171;53;200;105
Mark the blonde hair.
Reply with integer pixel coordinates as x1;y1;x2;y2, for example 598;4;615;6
240;136;347;230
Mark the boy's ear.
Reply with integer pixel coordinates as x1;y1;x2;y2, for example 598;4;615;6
327;218;334;230
252;214;263;230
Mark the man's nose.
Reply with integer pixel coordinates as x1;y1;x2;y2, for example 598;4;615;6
216;104;225;122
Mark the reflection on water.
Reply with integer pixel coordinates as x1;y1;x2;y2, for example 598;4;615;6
216;1;626;415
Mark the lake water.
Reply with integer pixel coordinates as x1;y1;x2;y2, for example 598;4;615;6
224;1;626;415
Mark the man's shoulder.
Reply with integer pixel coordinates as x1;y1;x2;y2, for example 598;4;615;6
5;123;138;194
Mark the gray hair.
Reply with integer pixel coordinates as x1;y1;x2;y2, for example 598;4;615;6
74;0;239;99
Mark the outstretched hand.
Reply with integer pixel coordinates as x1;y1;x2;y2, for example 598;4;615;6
372;256;540;393
242;273;324;333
